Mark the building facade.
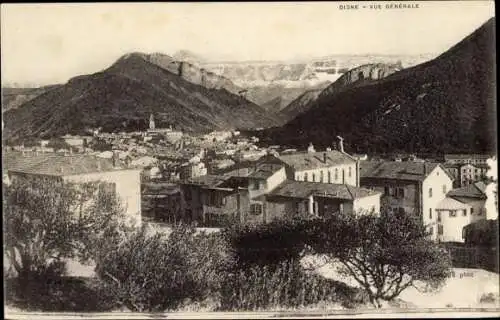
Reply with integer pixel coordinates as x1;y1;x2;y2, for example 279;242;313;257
360;161;454;240
179;159;380;227
265;148;360;187
435;182;488;243
443;162;489;188
4;152;142;223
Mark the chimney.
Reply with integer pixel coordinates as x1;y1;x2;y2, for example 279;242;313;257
337;136;345;153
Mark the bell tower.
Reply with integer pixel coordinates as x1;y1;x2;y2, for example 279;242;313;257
149;113;155;130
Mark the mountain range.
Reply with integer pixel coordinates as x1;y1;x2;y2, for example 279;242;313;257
256;18;496;155
2;53;278;141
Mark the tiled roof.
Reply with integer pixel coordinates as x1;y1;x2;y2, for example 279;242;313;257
184;175;228;188
444;154;492;159
360;161;442;182
3;152;55;172
142;182;180;195
474;181;488;193
276;150;355;171
447;182;487;199
436;197;472;210
248;163;283;179
267;180;380;201
3;152;122;176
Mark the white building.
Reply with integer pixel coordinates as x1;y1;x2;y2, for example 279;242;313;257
435;182;488;243
360;161;454;241
3;152;142;223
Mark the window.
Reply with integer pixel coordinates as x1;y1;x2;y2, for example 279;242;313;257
442;185;447;194
390;187;397;197
348;166;352;178
397;187;405;198
438;225;443;235
429;188;433;198
328;171;331;183
334;169;338;181
304;172;308;182
320;171;324;183
312;173;316;182
471;207;474;215
478;208;483;215
429;226;434;235
429;208;432;219
449;210;457;217
250;203;263;215
462;209;467;216
384;186;390;195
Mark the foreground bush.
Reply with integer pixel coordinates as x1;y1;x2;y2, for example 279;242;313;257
218;260;364;311
3;178;126;286
95;225;233;312
223;218;311;270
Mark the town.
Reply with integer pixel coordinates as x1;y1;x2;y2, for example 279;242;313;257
3;113;497;244
2;2;498;316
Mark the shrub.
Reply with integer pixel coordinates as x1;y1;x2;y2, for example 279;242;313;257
95;224;233;312
3;178;126;286
223;218;310;270
218;260;341;311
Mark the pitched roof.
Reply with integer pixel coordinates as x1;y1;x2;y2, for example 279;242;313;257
267;180;380;201
3;152;55;172
276;150;356;171
474;181;488;193
142;182;180;195
436;197;472;210
444;154;492;160
184;175;229;188
248;163;283;179
447;182;488;199
360;161;445;182
5;153;122;176
3;152;129;176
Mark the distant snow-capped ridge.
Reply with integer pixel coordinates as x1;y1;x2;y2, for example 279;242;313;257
199;53;436;89
232;73;343;88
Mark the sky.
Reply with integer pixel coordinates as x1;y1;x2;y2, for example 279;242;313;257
1;1;495;86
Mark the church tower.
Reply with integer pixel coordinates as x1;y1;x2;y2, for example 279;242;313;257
149;113;155;130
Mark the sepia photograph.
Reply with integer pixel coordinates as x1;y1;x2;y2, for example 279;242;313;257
1;1;498;318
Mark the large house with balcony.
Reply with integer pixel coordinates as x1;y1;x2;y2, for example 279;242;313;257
360;161;454;241
264;148;360;187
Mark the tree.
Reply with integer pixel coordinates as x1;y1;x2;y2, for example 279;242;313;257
307;211;452;308
3;178;128;285
95;225;233;312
